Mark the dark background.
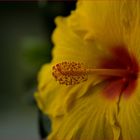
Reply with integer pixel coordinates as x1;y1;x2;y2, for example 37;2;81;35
0;1;76;139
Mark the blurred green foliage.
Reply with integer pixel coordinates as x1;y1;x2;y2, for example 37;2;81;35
22;38;52;68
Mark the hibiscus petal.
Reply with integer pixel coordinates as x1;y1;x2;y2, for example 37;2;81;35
71;0;124;46
52;16;108;67
47;81;124;140
118;79;140;140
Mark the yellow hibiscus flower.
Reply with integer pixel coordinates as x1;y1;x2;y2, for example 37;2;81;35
35;0;140;140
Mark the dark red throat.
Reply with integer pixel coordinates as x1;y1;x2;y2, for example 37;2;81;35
100;46;139;99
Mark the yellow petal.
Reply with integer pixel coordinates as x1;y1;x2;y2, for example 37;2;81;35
118;78;140;140
71;0;140;49
51;0;140;68
129;22;140;61
52;16;109;67
70;0;124;46
47;83;121;140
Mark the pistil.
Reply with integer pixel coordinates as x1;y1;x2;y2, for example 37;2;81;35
52;61;134;85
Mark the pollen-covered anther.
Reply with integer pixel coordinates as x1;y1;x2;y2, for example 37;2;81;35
52;61;88;85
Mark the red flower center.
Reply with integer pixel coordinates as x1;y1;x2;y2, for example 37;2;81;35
101;46;139;99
